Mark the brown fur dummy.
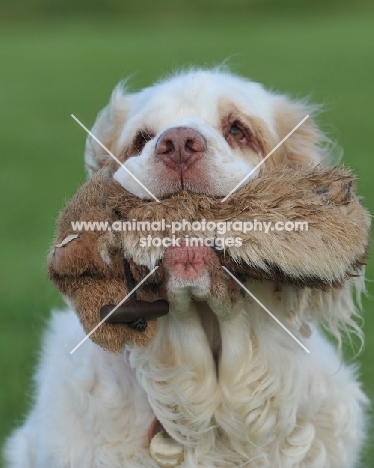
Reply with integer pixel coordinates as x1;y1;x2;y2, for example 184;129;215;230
48;163;370;353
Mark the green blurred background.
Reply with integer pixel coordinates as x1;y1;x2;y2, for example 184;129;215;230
1;0;373;466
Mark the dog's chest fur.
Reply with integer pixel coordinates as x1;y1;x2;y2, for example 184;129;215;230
128;292;302;450
121;292;364;468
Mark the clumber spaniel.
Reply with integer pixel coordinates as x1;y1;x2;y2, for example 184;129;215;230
4;69;368;468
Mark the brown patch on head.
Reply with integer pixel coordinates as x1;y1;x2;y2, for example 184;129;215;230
130;129;156;157
220;104;276;162
273;98;327;167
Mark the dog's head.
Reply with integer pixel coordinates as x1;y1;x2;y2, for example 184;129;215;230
76;69;367;353
48;69;369;354
85;69;326;198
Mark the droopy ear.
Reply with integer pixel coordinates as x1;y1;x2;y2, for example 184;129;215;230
273;97;329;167
85;84;134;176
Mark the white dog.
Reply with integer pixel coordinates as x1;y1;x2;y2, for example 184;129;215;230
4;69;368;468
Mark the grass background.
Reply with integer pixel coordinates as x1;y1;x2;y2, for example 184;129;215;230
0;1;373;465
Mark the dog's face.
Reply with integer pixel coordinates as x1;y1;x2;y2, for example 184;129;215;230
84;70;329;339
85;69;325;199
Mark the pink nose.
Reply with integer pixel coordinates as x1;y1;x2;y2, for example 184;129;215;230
155;127;207;168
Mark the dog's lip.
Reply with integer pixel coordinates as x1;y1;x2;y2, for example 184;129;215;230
162;243;218;264
162;244;221;279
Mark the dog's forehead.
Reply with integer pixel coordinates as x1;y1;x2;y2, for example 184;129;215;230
127;71;274;129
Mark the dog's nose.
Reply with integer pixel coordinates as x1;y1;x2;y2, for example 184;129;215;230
155;127;207;168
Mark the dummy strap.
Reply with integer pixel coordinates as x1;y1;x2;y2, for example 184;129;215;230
122;255;148;331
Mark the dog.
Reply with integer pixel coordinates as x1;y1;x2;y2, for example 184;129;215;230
4;68;368;467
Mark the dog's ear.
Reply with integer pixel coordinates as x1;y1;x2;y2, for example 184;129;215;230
85;84;134;176
273;97;329;166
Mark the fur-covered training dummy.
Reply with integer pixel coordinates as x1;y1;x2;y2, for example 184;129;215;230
48;162;370;354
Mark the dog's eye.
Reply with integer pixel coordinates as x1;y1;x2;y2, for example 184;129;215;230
229;123;246;142
133;131;154;153
226;120;260;153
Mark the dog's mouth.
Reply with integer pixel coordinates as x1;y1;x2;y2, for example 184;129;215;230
163;243;221;284
162;244;235;312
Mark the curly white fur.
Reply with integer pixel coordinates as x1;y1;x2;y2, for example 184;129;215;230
4;280;367;467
